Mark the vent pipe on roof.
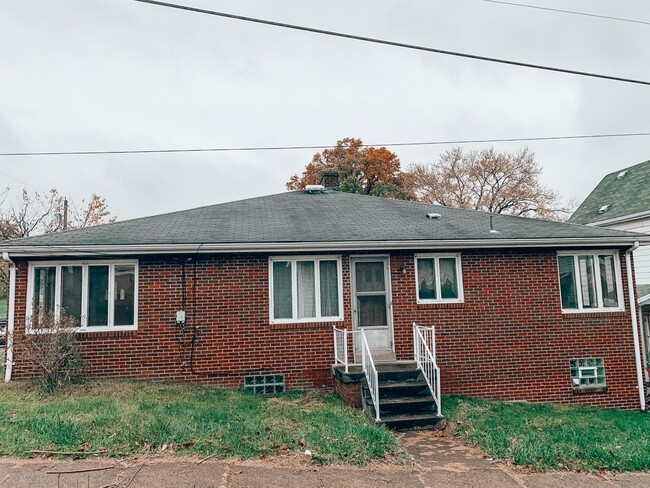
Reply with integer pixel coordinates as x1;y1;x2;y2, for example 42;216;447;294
617;171;628;179
489;215;499;234
305;184;325;193
598;205;610;214
426;213;441;219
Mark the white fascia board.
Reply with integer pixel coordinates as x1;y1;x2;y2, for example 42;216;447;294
640;294;650;306
0;237;643;257
586;210;650;227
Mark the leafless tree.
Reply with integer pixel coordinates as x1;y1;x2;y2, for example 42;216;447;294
406;147;574;221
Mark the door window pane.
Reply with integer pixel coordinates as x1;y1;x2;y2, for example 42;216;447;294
273;261;293;319
61;266;82;325
358;295;387;327
598;255;619;308
319;260;339;317
114;265;135;326
88;266;109;326
578;255;597;308
417;259;436;300
296;261;316;319
558;256;577;309
439;258;459;299
355;262;385;292
33;266;56;320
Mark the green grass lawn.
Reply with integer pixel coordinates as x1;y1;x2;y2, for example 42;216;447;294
444;395;650;472
0;381;403;464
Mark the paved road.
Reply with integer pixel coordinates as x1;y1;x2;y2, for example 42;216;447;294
1;433;648;487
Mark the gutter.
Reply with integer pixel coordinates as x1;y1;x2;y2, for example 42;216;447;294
0;236;647;257
625;242;646;411
585;209;650;227
2;252;16;383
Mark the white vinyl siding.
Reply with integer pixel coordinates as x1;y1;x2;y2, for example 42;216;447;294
605;217;650;286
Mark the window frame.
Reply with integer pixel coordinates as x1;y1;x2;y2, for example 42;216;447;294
414;253;464;304
556;250;624;313
26;260;139;333
268;255;344;324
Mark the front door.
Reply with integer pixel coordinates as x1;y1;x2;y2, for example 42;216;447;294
351;256;394;361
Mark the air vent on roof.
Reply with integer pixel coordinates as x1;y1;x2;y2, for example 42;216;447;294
305;184;325;193
617;171;627;179
598;205;610;214
426;213;441;219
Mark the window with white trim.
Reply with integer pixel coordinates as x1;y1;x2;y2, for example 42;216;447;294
415;253;464;303
557;251;623;312
269;256;343;324
28;261;138;331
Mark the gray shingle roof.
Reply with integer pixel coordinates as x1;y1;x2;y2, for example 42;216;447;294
568;159;650;225
1;190;645;255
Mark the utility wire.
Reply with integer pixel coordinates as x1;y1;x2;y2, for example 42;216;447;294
131;0;650;86
1;131;650;157
478;0;650;26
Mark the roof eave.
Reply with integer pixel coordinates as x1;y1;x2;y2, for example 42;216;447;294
1;237;645;257
583;209;650;227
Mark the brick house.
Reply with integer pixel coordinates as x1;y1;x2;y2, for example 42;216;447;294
568;159;650;388
1;187;648;420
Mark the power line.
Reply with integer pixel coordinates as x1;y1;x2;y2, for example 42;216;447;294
1;131;649;156
478;0;650;26
131;0;650;86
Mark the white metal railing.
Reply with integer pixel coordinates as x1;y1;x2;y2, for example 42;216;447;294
333;327;352;373
413;323;441;416
359;329;380;422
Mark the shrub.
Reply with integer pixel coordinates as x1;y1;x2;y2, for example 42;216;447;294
24;309;84;393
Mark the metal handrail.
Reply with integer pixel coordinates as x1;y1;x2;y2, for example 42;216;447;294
413;323;441;416
333;327;351;373
359;329;380;422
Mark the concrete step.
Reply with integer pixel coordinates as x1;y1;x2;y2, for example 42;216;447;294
379;412;446;431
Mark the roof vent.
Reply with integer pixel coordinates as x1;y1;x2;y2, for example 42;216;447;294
598;204;610;214
617;170;627;179
305;184;325;193
426;213;442;219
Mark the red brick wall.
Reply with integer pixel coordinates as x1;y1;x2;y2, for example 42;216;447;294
9;248;644;409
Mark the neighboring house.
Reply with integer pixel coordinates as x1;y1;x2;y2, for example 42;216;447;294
569;159;650;386
1;182;648;417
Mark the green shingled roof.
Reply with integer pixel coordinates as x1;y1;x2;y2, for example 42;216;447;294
569;159;650;225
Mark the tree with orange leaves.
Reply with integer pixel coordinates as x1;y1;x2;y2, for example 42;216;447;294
286;137;413;199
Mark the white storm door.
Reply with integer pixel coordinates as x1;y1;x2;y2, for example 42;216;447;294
351;257;393;356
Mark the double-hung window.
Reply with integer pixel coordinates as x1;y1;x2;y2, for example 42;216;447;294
557;251;623;312
28;261;138;331
269;256;343;324
415;253;464;304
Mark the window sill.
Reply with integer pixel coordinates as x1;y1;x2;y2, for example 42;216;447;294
270;317;344;326
270;321;337;331
562;310;626;319
562;308;624;314
77;326;138;333
416;301;465;309
572;386;607;394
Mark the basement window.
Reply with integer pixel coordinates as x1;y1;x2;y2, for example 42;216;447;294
415;253;464;304
269;256;343;324
570;358;605;389
244;374;285;394
557;251;623;313
27;260;138;332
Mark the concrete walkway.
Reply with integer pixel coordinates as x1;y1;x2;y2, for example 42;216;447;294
1;433;649;488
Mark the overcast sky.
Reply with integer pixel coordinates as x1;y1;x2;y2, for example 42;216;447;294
1;0;649;221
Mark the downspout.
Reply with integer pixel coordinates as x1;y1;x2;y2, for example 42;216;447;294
625;242;646;411
2;252;16;382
